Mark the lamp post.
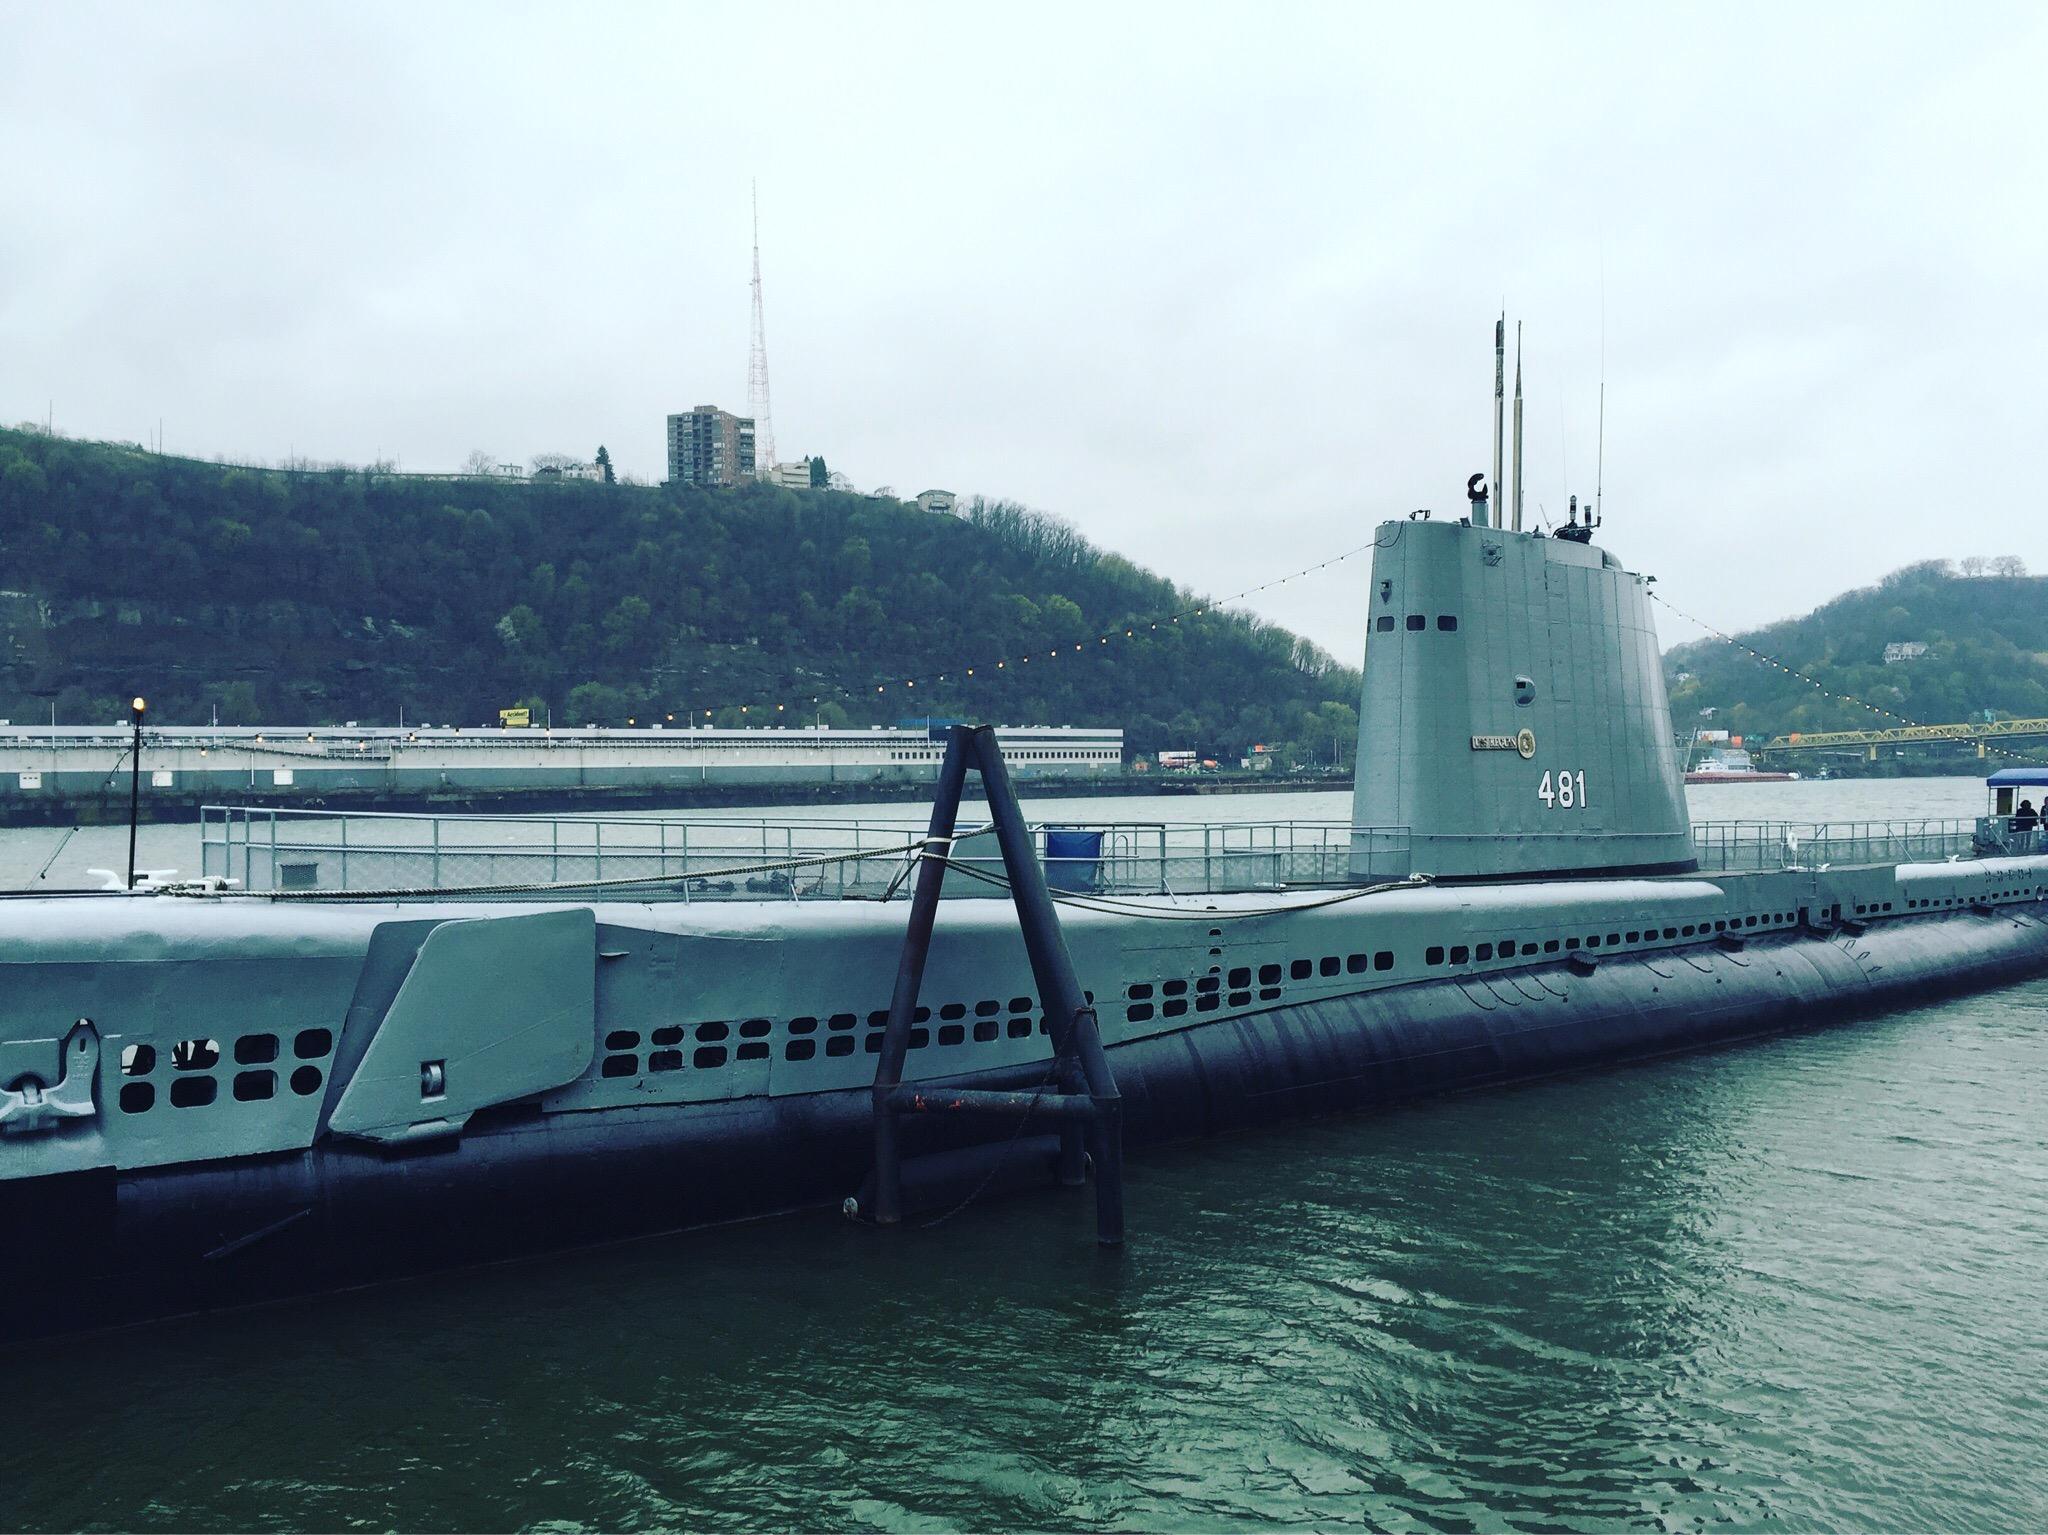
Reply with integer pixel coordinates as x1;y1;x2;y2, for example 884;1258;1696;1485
127;695;145;889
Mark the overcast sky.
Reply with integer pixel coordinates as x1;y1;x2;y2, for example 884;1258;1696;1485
5;2;2046;661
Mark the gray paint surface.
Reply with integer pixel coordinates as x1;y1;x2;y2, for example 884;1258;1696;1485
1351;520;1692;878
329;907;595;1143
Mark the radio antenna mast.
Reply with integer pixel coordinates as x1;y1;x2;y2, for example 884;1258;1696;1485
747;180;776;479
1594;378;1605;527
1511;322;1525;532
1594;261;1606;526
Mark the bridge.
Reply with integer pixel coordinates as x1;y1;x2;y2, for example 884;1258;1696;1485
1757;717;2048;758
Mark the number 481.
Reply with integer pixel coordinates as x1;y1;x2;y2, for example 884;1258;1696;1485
1538;769;1587;809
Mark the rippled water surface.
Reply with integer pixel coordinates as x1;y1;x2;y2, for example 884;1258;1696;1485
6;777;2046;1530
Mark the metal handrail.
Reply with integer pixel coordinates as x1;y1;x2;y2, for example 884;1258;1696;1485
198;804;1392;898
195;806;2007;899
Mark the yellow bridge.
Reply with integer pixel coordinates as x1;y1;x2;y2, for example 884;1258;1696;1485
1758;718;2048;757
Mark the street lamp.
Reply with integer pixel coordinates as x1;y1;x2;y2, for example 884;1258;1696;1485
126;696;145;889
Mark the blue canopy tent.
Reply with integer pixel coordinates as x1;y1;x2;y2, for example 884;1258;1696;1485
1985;767;2048;826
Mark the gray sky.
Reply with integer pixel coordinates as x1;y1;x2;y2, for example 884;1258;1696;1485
5;2;2046;661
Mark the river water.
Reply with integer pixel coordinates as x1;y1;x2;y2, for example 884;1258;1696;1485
7;776;2047;1531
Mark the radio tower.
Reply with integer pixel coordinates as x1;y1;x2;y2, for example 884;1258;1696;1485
747;180;776;478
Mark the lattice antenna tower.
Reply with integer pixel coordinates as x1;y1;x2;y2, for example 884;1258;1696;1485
747;180;776;478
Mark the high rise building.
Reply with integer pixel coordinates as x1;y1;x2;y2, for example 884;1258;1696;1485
666;406;757;487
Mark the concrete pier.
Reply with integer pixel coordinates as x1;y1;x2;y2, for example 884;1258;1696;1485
0;723;1125;824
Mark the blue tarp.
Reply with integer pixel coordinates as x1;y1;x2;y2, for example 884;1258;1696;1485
1044;828;1103;892
1986;768;2048;786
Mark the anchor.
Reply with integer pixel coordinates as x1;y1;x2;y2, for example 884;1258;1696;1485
0;1020;101;1135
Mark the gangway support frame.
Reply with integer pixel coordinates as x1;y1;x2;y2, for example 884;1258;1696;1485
869;723;1124;1245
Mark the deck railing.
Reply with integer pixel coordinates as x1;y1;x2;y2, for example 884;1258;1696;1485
196;806;2004;900
1688;818;1983;872
198;806;1397;899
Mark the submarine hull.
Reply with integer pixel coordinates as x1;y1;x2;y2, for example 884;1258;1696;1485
13;904;2043;1342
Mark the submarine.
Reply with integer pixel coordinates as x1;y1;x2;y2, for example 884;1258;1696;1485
6;398;2048;1341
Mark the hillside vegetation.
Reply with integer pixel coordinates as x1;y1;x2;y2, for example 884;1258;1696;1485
1663;559;2048;743
0;428;1359;761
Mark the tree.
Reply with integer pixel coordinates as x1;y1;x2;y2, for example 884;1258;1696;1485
210;681;260;725
595;445;615;484
460;449;498;477
1962;556;1989;577
565;681;627;724
602;594;653;654
495;604;547;653
809;455;827;489
1992;555;2028;577
530;452;578;473
1313;700;1359;770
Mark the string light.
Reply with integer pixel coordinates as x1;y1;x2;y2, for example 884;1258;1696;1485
1652;590;2048;768
615;531;1388;726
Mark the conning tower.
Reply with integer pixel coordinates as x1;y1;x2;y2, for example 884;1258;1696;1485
1350;513;1694;880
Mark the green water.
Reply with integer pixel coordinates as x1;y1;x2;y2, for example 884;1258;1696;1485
5;777;2044;1529
8;981;2046;1531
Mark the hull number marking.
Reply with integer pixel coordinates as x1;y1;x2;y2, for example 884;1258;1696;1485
1538;769;1588;809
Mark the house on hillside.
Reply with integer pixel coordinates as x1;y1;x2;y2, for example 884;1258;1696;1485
1883;641;1930;665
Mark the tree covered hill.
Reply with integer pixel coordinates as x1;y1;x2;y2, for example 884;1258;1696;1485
1663;558;2048;743
0;427;1360;760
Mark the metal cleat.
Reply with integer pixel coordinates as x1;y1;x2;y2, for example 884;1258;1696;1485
0;1021;100;1136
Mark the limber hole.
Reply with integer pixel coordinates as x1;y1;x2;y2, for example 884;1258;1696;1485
171;1038;220;1071
234;1033;278;1065
169;1076;217;1108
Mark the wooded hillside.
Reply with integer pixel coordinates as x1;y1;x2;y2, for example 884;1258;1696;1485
0;428;1359;761
1663;558;2048;742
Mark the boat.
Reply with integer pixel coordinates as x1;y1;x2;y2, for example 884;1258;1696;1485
1685;747;1796;784
7;348;2048;1340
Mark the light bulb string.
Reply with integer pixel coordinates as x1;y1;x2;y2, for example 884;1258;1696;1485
1650;590;2048;770
675;531;1392;723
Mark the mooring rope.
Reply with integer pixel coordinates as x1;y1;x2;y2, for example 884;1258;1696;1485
931;856;1433;920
